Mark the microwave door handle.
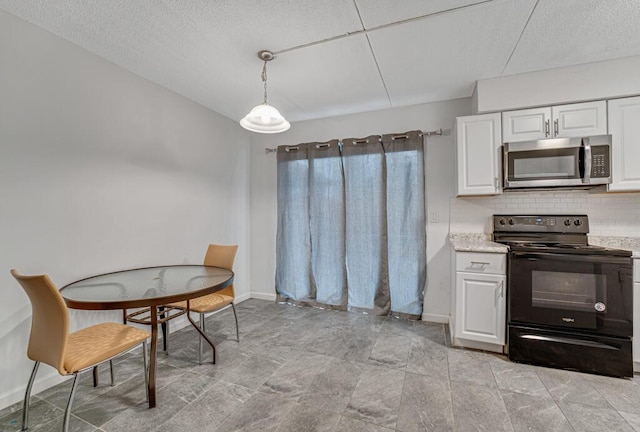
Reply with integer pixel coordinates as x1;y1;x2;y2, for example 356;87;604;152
582;138;592;184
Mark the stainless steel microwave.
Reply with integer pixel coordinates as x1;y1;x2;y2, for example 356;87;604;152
503;135;611;189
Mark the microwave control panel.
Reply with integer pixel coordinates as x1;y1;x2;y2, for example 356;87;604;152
590;145;610;178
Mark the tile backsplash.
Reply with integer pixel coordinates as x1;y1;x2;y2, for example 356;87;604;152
450;191;640;237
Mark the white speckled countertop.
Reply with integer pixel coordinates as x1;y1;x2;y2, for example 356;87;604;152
449;234;640;257
449;233;508;254
588;236;640;258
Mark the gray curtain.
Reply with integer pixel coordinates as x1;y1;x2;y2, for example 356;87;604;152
308;140;346;308
275;143;313;303
382;131;426;318
275;131;426;319
341;136;390;315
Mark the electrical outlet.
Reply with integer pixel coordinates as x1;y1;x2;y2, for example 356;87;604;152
429;211;439;223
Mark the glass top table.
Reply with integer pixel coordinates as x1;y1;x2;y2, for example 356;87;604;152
60;265;234;408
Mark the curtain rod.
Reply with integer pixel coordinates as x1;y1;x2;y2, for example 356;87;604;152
264;128;446;154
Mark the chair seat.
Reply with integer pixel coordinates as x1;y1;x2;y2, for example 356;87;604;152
167;293;234;314
64;323;149;374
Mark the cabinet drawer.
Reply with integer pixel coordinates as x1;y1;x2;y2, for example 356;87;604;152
456;252;506;274
635;259;639;283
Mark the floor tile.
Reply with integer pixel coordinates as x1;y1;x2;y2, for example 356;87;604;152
0;398;62;432
275;402;341;432
582;374;640;415
447;348;497;389
396;373;453;432
333;416;394;431
620;412;640;432
559;400;635;432
344;364;404;429
490;356;551;398
259;352;333;401
406;336;449;380
214;391;295;432
450;380;514;432
221;351;286;390
501;390;572;432
536;367;611;408
158;382;254;432
367;331;411;369
297;358;364;414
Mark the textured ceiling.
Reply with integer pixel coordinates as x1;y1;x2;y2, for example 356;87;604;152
1;0;639;124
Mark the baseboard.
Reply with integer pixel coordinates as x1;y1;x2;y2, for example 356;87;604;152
0;369;68;412
250;292;277;301
235;292;251;303
422;312;450;324
451;337;505;354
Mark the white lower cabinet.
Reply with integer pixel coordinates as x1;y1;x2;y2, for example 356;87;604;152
451;251;506;353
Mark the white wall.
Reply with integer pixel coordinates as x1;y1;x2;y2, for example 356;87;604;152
248;98;471;322
473;55;640;113
0;10;250;410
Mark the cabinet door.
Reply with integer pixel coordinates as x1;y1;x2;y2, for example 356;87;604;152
608;96;640;192
552;101;607;138
502;107;551;142
455;272;506;345
456;113;501;196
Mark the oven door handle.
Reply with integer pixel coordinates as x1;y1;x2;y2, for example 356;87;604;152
511;251;631;266
520;334;619;350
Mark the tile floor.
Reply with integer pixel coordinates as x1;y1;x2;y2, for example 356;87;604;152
3;299;640;431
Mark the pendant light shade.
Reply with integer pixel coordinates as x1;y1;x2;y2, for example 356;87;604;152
240;103;290;133
240;50;290;134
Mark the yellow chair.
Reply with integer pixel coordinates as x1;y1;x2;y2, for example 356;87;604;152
11;269;150;432
165;244;239;364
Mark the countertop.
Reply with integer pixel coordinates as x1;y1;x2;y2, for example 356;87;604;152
588;236;640;258
449;233;640;257
448;233;508;254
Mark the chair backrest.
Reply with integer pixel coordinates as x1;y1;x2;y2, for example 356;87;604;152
203;244;238;298
11;269;69;375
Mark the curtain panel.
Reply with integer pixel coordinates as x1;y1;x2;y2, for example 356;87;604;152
275;131;426;319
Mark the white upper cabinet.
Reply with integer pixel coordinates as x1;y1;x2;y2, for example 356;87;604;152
501;107;551;142
608;96;640;192
502;101;607;142
553;101;607;137
455;113;502;196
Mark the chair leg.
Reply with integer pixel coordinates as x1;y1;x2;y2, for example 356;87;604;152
198;313;205;365
109;360;115;386
142;340;149;403
92;365;99;387
62;374;80;432
231;303;240;342
22;361;40;431
160;307;168;354
164;319;170;354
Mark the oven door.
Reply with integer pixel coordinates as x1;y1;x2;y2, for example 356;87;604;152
508;251;633;337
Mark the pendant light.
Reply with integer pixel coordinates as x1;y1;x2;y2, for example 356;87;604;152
240;50;290;134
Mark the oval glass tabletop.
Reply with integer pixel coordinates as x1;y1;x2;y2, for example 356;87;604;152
60;265;234;310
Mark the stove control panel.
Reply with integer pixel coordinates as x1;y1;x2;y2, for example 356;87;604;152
493;215;589;233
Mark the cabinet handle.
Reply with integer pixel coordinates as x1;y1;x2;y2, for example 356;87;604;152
554;119;559;136
545;119;550;137
470;261;490;266
495;177;500;189
495;280;504;305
